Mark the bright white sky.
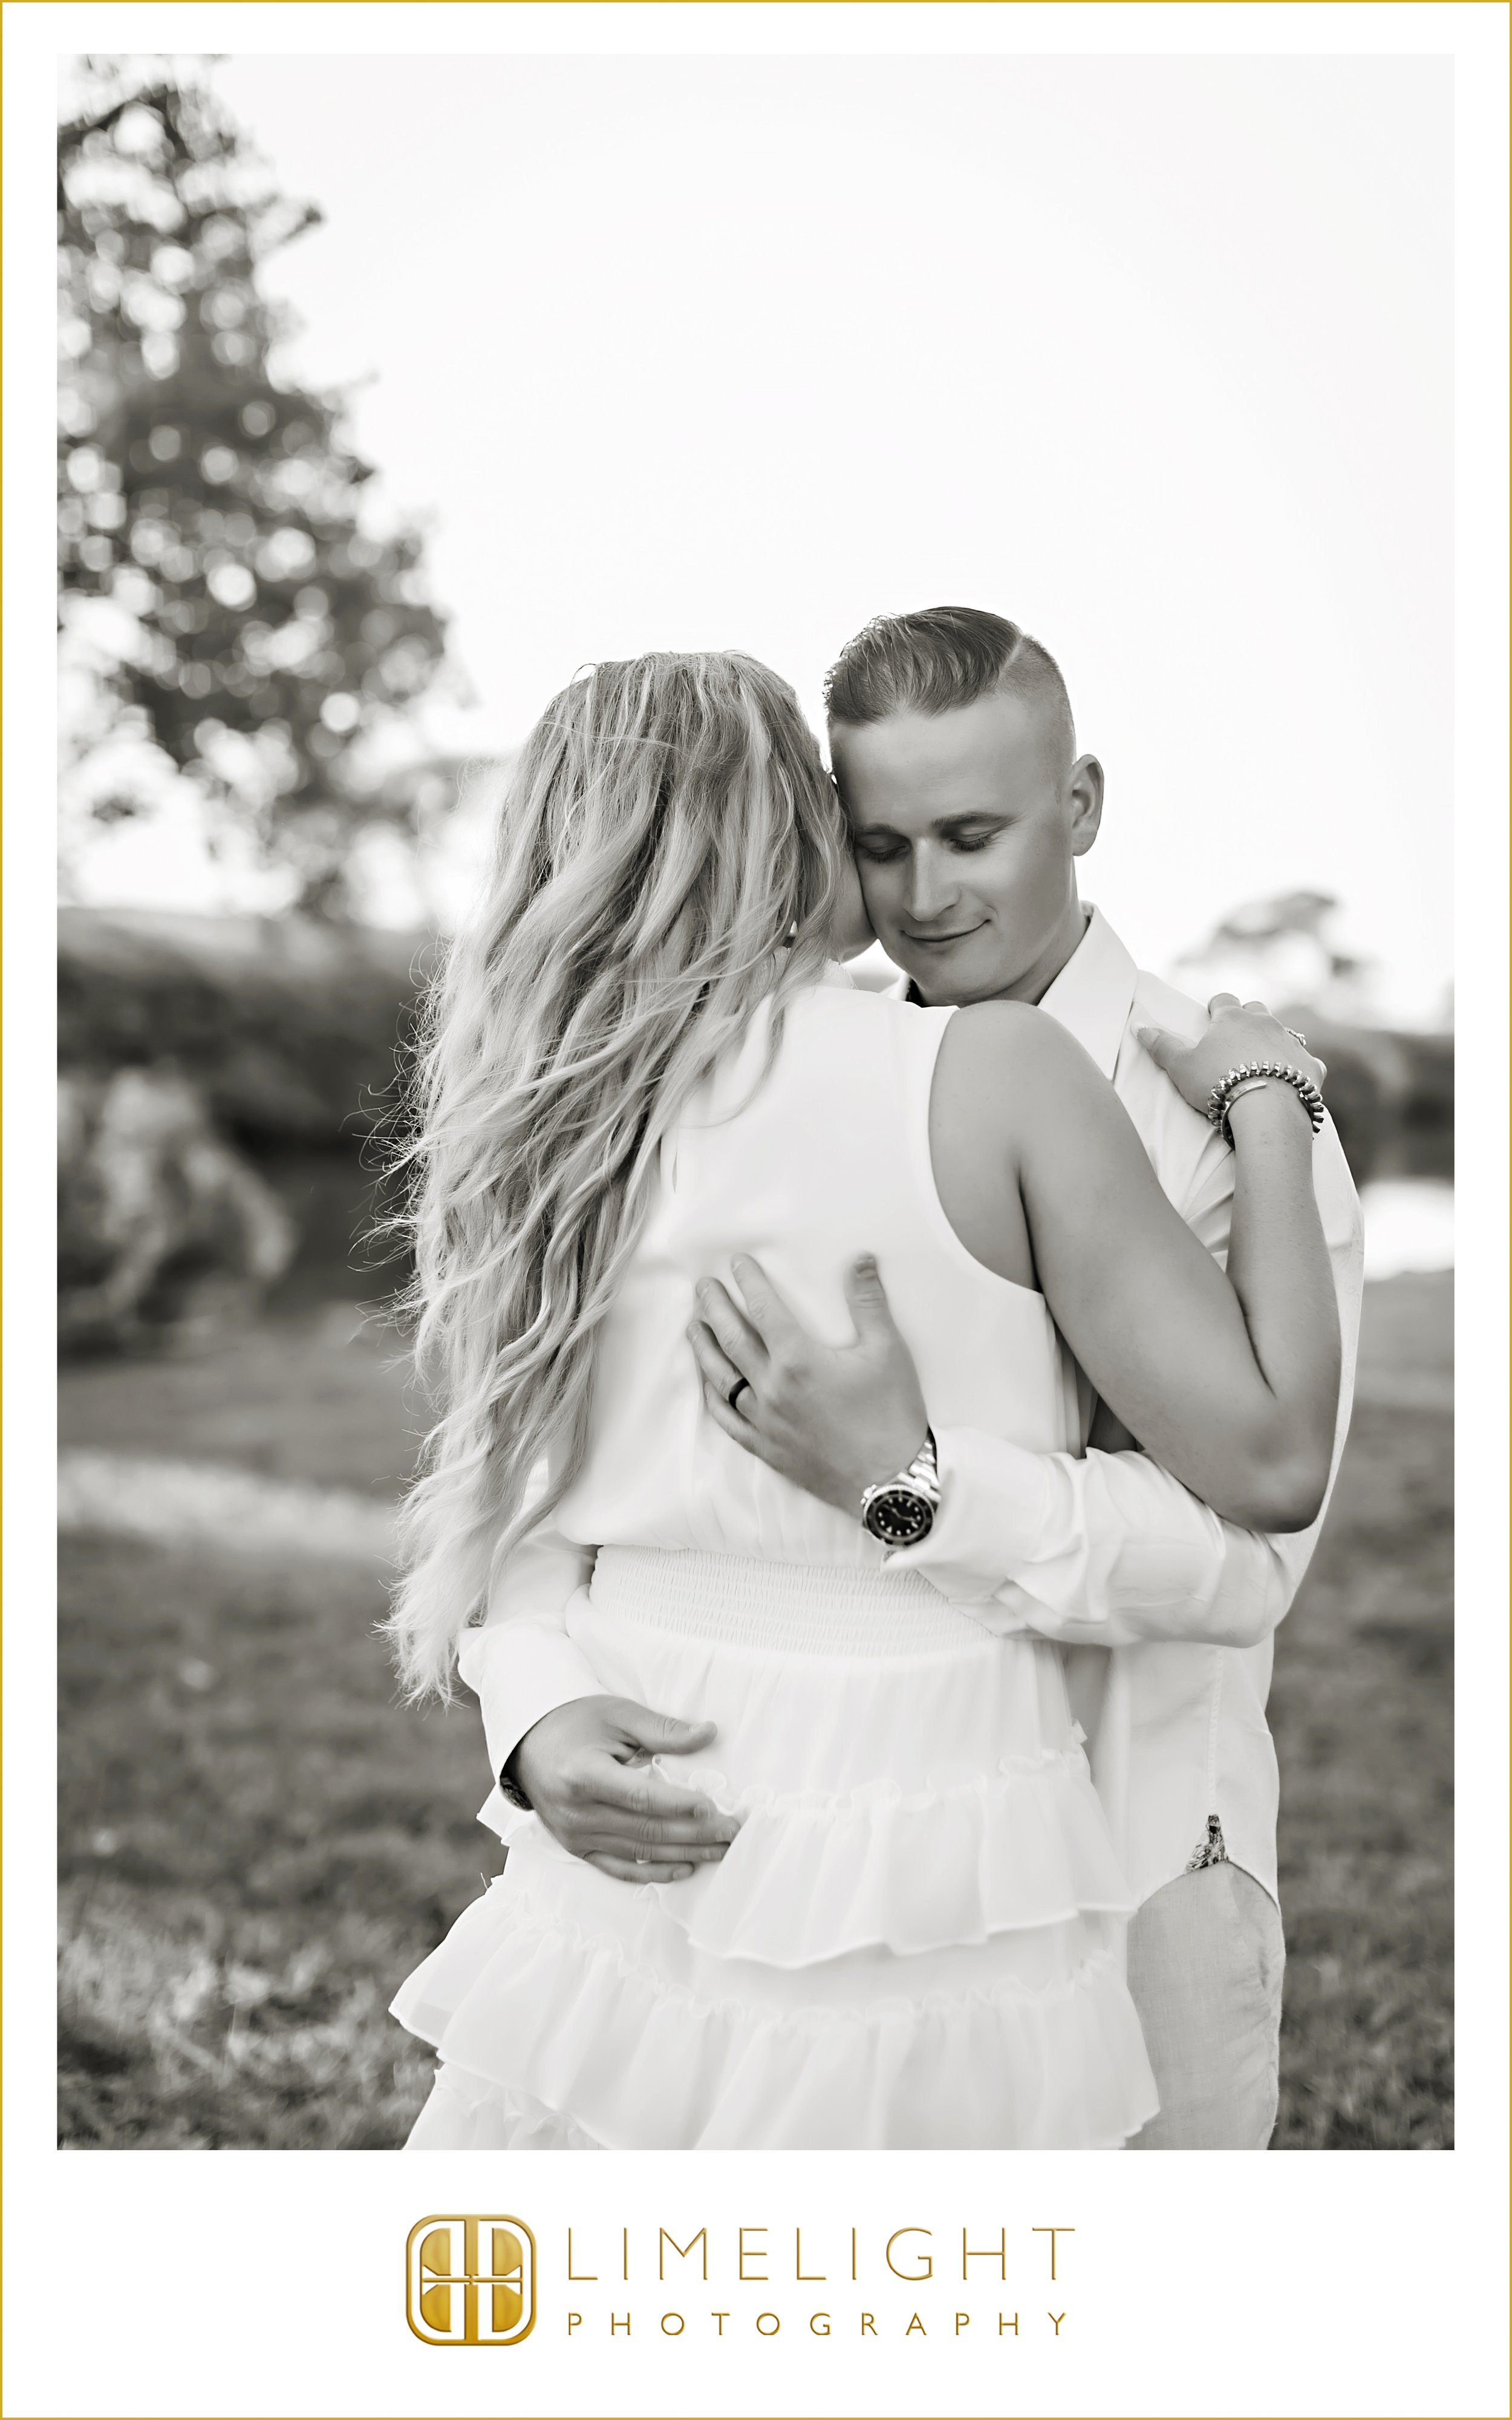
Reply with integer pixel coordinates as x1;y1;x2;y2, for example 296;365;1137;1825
109;51;1456;1015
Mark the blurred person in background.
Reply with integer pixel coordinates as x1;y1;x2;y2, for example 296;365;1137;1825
383;646;1342;2151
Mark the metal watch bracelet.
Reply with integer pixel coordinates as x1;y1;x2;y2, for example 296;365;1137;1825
858;1427;942;1546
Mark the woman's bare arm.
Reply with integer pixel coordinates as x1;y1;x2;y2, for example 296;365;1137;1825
931;1001;1340;1531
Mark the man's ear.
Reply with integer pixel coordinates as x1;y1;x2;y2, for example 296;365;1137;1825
1067;754;1104;857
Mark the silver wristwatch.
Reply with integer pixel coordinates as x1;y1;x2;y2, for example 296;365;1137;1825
859;1428;941;1548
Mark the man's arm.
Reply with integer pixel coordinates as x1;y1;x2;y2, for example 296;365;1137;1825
455;1517;601;1787
457;1510;741;1885
890;1425;1295;1649
689;1289;1294;1650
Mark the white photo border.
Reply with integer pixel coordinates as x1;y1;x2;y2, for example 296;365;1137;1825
9;8;1505;2419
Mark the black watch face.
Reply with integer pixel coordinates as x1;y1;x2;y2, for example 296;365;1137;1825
864;1488;934;1547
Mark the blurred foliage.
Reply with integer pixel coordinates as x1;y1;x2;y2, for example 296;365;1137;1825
58;59;450;915
1295;1013;1453;1186
59;1062;297;1352
56;898;432;1352
58;905;434;1145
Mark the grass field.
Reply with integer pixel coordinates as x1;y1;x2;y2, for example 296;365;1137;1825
57;1274;1452;2149
1270;1273;1453;2148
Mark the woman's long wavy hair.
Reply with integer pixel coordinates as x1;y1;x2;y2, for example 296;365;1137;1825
385;651;849;1696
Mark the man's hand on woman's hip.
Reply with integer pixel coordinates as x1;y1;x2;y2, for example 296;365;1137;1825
688;1252;929;1514
508;1697;742;1886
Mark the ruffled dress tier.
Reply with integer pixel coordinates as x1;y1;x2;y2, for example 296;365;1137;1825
391;975;1159;2148
394;1546;1156;2149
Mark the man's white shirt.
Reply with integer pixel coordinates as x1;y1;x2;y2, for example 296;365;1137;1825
458;908;1363;1909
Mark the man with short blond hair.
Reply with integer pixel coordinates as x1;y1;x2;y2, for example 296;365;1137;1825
691;604;1363;2148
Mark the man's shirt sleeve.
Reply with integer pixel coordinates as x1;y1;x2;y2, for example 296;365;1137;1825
454;1517;603;1786
889;1428;1294;1647
890;1116;1365;1651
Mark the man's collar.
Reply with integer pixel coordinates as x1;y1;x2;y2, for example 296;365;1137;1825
890;906;1138;1079
1036;906;1138;1078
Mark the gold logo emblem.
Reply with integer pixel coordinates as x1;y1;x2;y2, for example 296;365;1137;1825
406;2215;536;2347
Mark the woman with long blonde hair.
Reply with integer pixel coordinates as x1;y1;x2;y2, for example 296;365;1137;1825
388;649;1338;2148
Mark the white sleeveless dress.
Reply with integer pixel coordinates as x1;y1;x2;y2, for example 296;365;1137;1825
391;972;1159;2148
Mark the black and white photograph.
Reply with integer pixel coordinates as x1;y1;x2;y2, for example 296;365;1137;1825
13;5;1508;2417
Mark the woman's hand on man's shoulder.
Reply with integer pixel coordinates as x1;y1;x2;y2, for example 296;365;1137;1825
1134;993;1327;1120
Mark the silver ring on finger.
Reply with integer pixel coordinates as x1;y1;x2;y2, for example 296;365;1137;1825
634;1852;650;1866
727;1375;751;1413
1285;1027;1309;1050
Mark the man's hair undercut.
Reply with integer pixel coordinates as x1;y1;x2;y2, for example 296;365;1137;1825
823;605;1075;768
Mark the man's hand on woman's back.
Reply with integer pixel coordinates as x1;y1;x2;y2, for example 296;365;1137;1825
688;1252;930;1512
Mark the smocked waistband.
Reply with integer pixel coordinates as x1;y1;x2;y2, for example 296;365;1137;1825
585;1544;995;1657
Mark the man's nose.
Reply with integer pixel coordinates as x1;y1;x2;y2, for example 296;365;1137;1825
905;845;959;924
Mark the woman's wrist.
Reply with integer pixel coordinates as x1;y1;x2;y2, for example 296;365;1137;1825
1207;1061;1325;1145
1224;1078;1317;1140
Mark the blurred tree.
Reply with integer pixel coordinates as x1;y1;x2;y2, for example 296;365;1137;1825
1173;888;1378;1025
58;57;450;917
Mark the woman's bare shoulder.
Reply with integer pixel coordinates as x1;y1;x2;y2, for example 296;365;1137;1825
937;998;1100;1102
933;1003;1124;1214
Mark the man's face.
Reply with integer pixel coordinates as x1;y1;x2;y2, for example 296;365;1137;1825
832;691;1102;1006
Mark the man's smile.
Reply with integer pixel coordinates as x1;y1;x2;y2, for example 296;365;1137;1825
900;921;988;949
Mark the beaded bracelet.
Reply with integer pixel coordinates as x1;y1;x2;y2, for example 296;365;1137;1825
1205;1061;1326;1145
